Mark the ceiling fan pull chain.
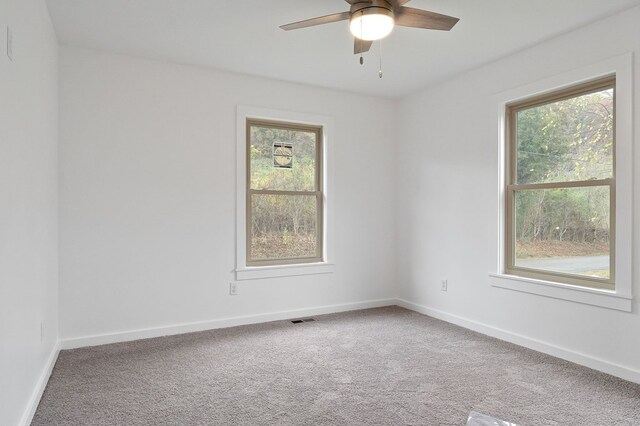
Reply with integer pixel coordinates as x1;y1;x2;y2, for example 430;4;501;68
359;12;364;65
378;40;383;79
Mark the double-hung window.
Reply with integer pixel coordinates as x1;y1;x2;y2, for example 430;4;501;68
505;76;615;290
246;119;323;266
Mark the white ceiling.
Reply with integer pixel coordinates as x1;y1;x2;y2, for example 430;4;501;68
46;0;640;98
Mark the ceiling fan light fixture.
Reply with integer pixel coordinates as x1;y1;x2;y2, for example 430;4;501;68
349;7;394;41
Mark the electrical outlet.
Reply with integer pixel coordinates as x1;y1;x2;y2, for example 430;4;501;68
441;279;448;292
7;26;13;61
40;322;44;343
229;282;238;296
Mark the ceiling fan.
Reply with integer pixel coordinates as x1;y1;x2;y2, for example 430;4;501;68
280;0;460;55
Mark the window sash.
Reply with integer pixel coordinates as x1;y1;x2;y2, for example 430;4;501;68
505;77;616;290
246;120;324;266
505;183;615;290
247;191;323;266
507;76;616;187
246;119;322;192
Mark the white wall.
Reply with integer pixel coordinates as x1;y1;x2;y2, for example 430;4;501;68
397;6;640;377
58;47;397;341
0;0;59;424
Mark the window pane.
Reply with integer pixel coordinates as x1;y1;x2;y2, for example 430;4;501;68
514;186;610;279
250;125;317;191
250;194;318;261
516;87;613;184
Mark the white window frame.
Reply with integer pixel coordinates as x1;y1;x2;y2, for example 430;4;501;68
489;54;634;312
235;106;335;281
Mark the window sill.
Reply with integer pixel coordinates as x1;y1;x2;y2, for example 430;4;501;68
489;273;632;312
236;262;334;281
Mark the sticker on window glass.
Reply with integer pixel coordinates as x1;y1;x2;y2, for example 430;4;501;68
273;142;293;169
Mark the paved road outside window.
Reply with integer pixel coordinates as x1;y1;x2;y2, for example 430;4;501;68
515;255;609;275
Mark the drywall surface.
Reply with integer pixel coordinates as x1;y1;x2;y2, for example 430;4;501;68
58;47;397;340
0;0;59;424
397;6;640;374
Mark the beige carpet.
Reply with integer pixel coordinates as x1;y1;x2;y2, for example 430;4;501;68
33;307;640;425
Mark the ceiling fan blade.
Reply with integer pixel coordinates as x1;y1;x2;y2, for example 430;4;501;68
395;7;459;31
354;38;373;54
280;12;350;31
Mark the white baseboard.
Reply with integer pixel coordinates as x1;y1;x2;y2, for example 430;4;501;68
20;341;60;426
60;298;396;350
395;298;640;384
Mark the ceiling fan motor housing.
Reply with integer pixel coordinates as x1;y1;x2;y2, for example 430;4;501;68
350;0;394;18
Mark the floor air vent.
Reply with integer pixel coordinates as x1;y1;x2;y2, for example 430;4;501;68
291;318;316;324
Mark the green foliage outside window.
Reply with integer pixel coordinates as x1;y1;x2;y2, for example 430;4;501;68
513;87;613;276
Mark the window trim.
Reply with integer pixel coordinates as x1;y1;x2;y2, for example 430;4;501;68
489;53;633;312
504;76;616;291
235;106;334;281
245;119;324;266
